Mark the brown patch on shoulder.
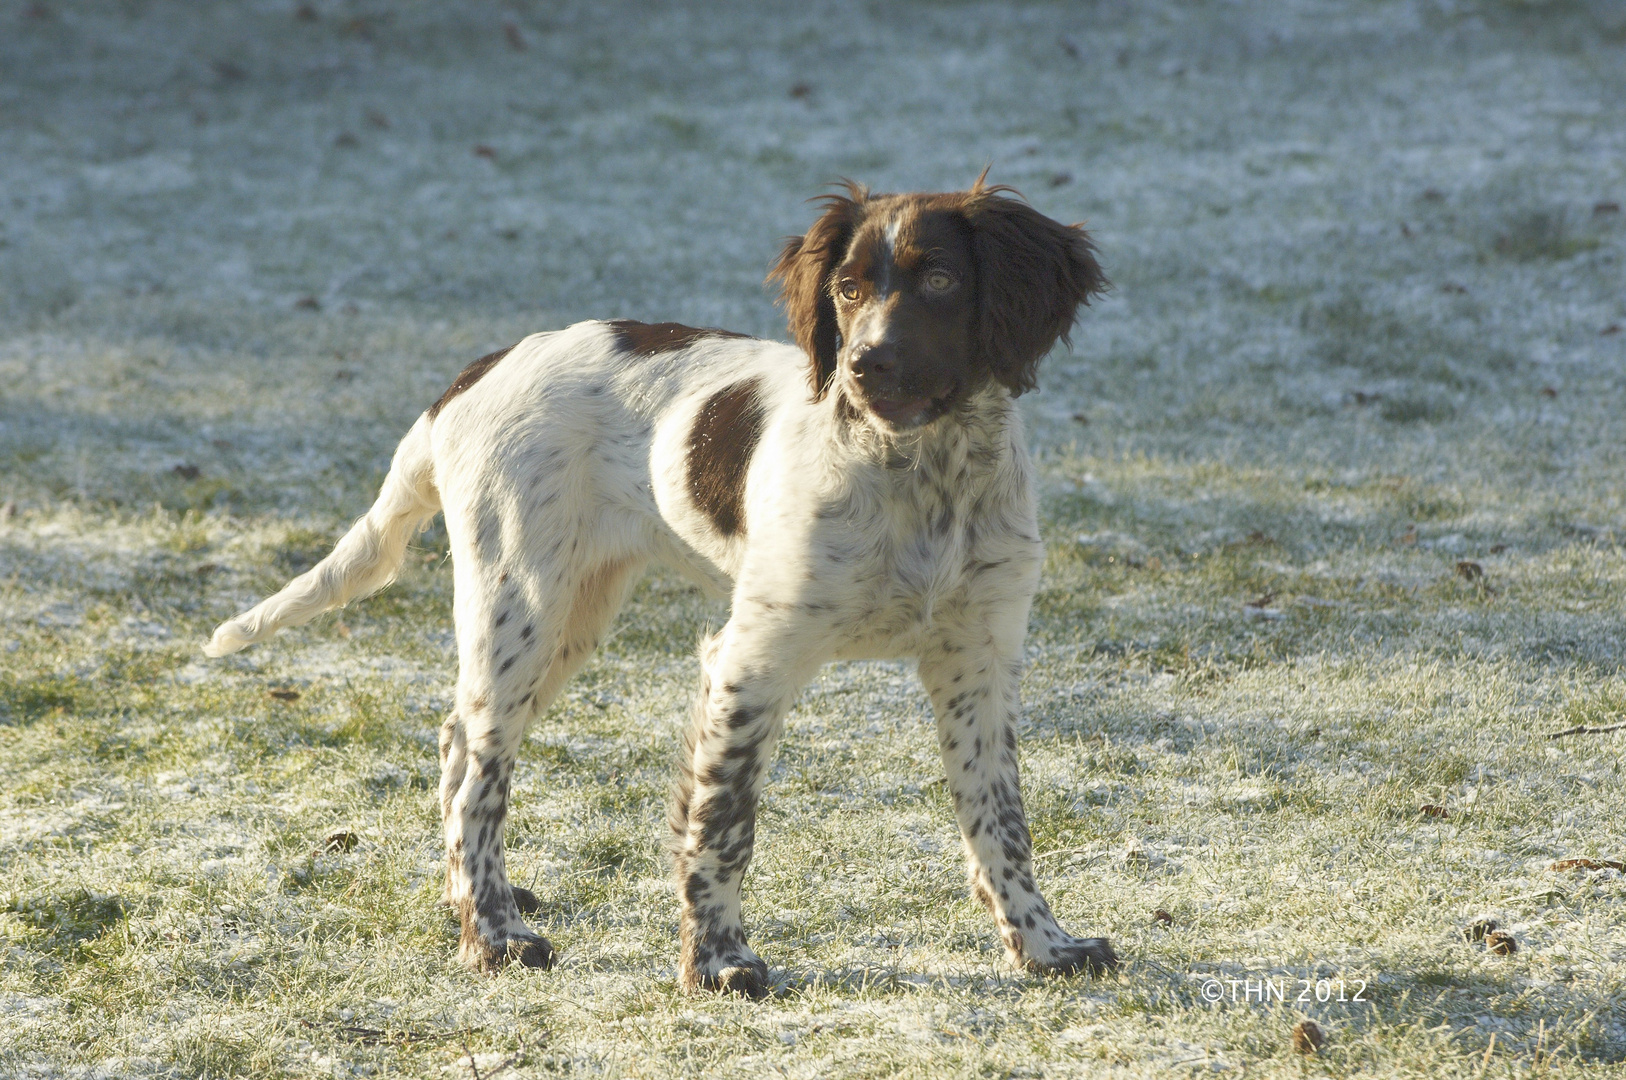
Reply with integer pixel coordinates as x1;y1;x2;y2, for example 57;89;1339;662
687;379;766;537
428;344;517;419
608;320;751;357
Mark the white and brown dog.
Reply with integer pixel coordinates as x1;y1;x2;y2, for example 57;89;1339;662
206;177;1114;996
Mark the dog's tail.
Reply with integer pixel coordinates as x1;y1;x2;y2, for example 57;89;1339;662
204;414;441;658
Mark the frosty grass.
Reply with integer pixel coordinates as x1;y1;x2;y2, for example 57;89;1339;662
2;1;1625;1076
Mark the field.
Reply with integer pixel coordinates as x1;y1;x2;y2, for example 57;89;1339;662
3;0;1626;1075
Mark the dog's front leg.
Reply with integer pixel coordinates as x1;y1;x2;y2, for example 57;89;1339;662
669;613;825;998
919;612;1118;977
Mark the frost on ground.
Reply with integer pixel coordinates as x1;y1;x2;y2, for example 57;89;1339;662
2;0;1625;1076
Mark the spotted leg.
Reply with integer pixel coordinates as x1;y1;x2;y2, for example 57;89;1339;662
918;607;1118;977
441;556;640;972
668;612;825;997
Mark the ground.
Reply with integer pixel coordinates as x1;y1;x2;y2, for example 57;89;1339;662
2;0;1625;1076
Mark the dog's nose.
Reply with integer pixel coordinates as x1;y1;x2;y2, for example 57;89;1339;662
851;343;896;380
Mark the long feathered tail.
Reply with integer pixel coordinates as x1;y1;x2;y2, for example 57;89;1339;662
204;414;440;657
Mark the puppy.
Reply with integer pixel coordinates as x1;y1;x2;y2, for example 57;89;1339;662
206;176;1114;996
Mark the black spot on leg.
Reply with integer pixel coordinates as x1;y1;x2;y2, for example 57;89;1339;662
682;874;711;905
520;624;532;639
495;611;509;627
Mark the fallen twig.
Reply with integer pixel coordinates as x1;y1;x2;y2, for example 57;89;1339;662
413;1027;482;1045
1032;845;1103;864
1551;858;1626;873
1472;1033;1497;1080
458;1032;536;1079
1546;722;1626;740
301;1020;482;1046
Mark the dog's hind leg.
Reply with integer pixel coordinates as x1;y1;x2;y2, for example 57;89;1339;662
441;544;642;973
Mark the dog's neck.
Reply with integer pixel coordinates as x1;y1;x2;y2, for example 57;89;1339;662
827;382;1021;491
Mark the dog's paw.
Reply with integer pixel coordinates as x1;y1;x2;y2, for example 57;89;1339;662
1012;931;1119;977
697;960;771;999
505;932;555;970
681;949;771;999
462;929;556;974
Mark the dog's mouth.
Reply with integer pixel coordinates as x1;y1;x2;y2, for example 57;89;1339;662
867;390;955;430
868;396;930;427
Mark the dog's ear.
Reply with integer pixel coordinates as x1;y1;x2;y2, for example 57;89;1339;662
768;186;864;400
963;186;1108;396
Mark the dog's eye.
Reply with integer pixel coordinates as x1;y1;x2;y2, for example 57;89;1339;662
836;279;861;302
923;270;956;293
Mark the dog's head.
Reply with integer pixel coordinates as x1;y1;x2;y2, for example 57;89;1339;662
768;175;1107;430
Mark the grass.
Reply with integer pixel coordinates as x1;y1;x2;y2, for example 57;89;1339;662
3;0;1626;1075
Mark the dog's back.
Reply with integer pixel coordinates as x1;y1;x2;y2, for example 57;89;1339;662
205;320;801;656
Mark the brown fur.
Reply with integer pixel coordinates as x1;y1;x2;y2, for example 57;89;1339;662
686;379;766;537
768;175;1107;401
429;344;517;419
767;183;866;399
960;184;1107;395
608;320;751;357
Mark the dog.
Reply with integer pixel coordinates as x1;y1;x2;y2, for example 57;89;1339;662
205;176;1114;996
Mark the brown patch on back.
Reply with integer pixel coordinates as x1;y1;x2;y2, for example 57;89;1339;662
428;344;517;419
686;379;766;537
608;320;750;357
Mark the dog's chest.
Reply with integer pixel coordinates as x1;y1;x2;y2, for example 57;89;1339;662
826;463;993;657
